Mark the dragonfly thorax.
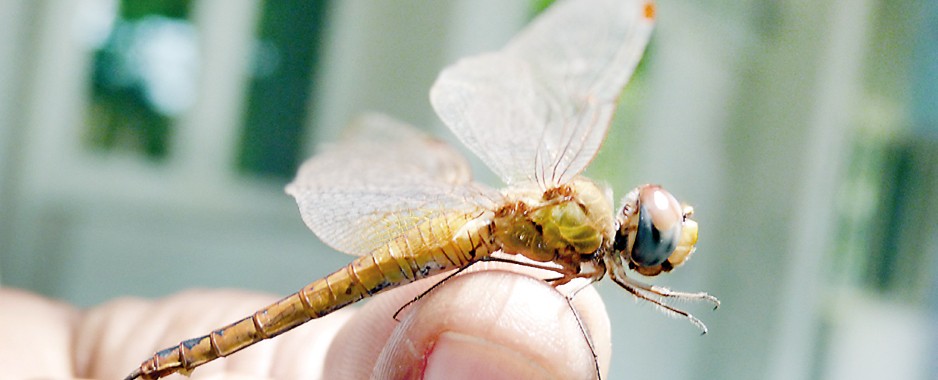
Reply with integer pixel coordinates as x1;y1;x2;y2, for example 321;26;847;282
492;178;615;269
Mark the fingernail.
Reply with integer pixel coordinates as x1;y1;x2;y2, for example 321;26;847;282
423;332;555;380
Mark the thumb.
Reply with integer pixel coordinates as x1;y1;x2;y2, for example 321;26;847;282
322;270;611;380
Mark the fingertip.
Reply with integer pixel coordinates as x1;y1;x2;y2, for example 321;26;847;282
373;271;610;380
423;332;554;380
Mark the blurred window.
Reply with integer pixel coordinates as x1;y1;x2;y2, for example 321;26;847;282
85;0;197;161
237;0;330;179
832;0;938;303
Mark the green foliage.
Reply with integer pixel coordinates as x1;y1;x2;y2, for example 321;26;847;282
531;0;557;15
119;0;191;20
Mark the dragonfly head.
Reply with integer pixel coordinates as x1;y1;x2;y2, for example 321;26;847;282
613;185;697;276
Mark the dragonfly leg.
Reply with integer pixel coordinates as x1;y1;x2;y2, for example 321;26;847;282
392;261;482;321
566;263;605;299
482;257;604;379
613;268;720;310
609;272;710;335
393;256;599;321
564;293;603;380
554;260;606;289
480;256;571;274
480;257;574;284
480;256;588;287
479;256;606;290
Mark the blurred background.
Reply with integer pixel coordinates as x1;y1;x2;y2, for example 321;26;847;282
1;0;936;379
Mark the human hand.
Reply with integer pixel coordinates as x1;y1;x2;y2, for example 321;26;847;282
0;269;611;379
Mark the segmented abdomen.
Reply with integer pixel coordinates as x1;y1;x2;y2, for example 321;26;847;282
127;212;493;380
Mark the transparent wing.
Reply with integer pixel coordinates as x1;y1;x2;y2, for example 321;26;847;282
430;0;654;187
285;113;500;256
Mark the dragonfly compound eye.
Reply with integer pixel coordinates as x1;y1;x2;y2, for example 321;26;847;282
630;186;683;268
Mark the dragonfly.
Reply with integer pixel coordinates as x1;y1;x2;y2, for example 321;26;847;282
125;0;718;378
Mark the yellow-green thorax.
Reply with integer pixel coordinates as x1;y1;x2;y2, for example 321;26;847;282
492;178;615;266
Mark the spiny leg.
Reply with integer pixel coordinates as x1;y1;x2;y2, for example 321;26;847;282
393;256;599;321
405;256;605;377
483;257;605;378
562;261;606;295
616;271;720;310
563;272;605;380
480;256;601;287
392;261;481;321
480;256;573;277
610;274;709;335
564;293;603;380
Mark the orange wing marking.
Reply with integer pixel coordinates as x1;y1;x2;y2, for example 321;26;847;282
644;2;655;20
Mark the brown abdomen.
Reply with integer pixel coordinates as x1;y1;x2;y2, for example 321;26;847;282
127;212;493;380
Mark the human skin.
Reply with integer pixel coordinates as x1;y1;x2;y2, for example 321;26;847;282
0;269;611;379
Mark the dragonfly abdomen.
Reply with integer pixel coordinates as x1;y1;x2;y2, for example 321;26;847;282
127;213;494;380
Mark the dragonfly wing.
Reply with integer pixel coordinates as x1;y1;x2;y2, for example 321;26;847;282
286;113;499;256
430;0;654;187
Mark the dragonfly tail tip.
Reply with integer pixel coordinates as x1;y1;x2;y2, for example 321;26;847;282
123;369;142;380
